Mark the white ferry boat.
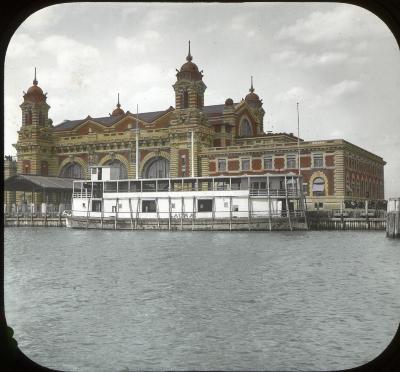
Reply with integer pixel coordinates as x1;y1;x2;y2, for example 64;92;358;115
67;165;308;231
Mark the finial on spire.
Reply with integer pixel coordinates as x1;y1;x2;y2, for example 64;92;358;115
186;40;193;62
249;76;254;93
33;67;38;86
117;93;121;108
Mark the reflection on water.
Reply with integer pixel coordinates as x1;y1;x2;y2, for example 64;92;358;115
4;228;400;371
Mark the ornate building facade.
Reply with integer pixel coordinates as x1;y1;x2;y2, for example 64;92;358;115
10;47;385;210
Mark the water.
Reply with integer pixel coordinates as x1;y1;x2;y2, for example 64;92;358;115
4;228;400;371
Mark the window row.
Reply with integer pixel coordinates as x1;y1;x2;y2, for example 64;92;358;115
216;153;326;171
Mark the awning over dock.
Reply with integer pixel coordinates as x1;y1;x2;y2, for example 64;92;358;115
4;174;74;192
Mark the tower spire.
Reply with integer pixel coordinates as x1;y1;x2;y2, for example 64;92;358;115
186;40;192;62
117;93;121;108
33;67;38;86
249;76;254;93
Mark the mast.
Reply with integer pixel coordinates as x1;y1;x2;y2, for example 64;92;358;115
297;102;301;177
136;104;139;180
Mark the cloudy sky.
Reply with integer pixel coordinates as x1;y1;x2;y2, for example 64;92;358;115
4;2;400;197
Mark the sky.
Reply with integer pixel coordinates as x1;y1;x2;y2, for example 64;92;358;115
4;2;400;197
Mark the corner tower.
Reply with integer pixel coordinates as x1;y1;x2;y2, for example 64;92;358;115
169;42;212;177
173;41;206;111
20;68;51;127
14;69;55;184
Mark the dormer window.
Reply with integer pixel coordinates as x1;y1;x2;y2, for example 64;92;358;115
239;118;252;137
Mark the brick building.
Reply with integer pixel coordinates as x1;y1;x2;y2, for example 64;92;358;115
8;46;385;210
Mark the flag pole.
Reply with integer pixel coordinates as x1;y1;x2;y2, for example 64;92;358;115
136;104;139;180
297;102;301;177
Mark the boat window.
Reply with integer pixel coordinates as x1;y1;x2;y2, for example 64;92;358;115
232;205;239;212
119;181;129;192
104;182;117;192
92;183;103;198
158;180;169;191
197;199;213;212
129;181;141;192
143;181;156;192
142;200;156;213
231;179;241;190
198;180;212;191
91;200;102;212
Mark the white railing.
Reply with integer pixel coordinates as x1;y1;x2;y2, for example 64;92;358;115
73;192;92;198
250;189;300;197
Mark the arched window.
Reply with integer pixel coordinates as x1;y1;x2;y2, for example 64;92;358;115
25;110;32;125
197;94;202;109
182;90;189;109
312;177;325;196
143;157;170;178
60;163;83;179
239;119;252;137
104;159;128;179
39;111;44;126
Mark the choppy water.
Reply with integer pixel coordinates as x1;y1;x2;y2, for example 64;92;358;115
4;228;400;371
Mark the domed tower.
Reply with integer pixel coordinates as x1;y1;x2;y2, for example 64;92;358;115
111;93;125;117
244;76;265;134
20;68;51;127
15;68;55;188
169;42;211;178
173;41;207;111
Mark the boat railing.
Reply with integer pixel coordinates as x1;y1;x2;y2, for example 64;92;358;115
73;192;92;198
250;189;299;197
73;188;302;197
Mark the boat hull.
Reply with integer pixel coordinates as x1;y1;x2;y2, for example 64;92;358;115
66;216;308;231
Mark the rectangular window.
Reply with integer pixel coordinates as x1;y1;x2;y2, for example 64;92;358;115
232;205;239;212
91;168;97;174
104;182;117;192
197;199;213;212
91;200;102;212
142;200;156;213
263;155;273;169
286;154;297;169
112;206;116;213
218;159;226;172
313;153;324;168
241;158;250;171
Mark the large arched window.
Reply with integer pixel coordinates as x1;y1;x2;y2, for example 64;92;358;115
312;177;325;196
104;159;128;179
239;119;252;137
60;163;83;179
143;157;170;178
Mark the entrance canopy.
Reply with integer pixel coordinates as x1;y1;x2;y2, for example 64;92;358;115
4;174;74;192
